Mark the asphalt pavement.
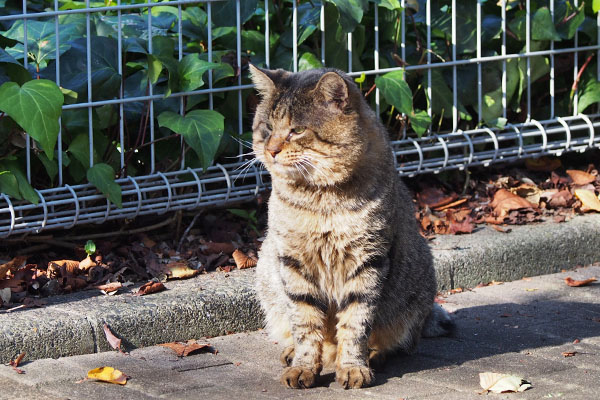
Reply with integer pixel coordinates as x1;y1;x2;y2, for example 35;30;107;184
1;264;599;399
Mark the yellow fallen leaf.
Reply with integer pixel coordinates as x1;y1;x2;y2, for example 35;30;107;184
479;372;532;393
574;189;600;212
166;261;199;279
87;366;128;385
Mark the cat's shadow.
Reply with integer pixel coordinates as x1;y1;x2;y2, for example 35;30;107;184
314;298;600;389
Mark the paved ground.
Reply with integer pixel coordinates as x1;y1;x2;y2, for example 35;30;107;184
1;265;599;400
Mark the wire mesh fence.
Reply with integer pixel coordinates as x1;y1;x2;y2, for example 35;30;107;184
0;0;598;237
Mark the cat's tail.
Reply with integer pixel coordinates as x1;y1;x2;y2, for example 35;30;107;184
421;303;455;337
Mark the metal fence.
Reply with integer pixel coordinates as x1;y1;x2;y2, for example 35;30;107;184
0;0;599;237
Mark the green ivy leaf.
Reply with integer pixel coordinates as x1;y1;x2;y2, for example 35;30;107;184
158;110;225;171
37;152;58;183
4;20;82;65
84;240;96;255
409;110;431;137
178;54;219;92
375;70;412;115
577;81;600;113
531;7;561;41
328;0;367;33
0;171;20;200
0;161;38;204
298;52;323;71
375;0;402;11
557;3;585;40
212;0;258;27
68;133;100;167
0;79;64;160
87;163;122;208
147;54;163;85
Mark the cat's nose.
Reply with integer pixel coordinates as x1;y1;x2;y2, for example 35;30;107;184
268;148;282;158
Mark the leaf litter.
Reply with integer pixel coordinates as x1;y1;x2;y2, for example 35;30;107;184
412;154;599;238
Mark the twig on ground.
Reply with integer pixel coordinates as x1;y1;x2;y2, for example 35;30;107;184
177;212;203;254
63;214;178;241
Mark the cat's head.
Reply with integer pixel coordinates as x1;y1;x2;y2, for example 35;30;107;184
249;66;368;186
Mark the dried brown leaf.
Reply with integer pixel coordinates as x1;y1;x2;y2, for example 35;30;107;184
166;261;199;279
448;216;475;234
566;170;596;185
232;249;257;269
433;197;468;211
0;256;27;280
134;281;166;296
509;184;541;206
103;323;124;353
490;189;536;217
159;340;214;357
562;351;577;357
94;282;122;294
417;187;458;209
78;256;97;272
9;352;25;374
564;277;597;287
47;260;80;278
574;189;600;212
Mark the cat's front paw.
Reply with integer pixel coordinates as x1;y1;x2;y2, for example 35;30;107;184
281;366;317;389
280;346;295;367
336;365;373;389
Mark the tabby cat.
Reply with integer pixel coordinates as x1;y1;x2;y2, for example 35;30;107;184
250;65;453;390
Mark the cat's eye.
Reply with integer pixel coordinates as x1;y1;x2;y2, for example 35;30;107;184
265;122;273;131
292;127;306;134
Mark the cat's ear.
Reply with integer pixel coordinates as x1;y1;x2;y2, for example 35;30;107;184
249;64;276;95
314;72;349;111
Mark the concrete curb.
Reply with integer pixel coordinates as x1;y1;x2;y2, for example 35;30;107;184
1;214;599;363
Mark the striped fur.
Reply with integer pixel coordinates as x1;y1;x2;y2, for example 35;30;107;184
250;66;453;390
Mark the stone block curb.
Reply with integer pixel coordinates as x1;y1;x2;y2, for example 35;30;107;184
1;214;599;363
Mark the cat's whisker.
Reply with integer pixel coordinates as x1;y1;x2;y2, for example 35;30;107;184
232;158;259;184
226;150;257;158
300;157;336;187
229;135;254;149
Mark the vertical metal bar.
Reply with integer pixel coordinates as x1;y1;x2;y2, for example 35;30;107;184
401;0;406;139
207;2;214;108
426;0;432;128
320;2;325;66
477;0;482;125
117;0;125;173
54;0;63;185
549;0;555;119
573;0;579;115
147;3;156;173
501;0;507;119
347;33;353;73
178;4;185;170
265;0;270;68
23;0;31;182
525;0;531;121
236;0;243;158
597;9;600;82
452;0;457;132
86;0;94;168
374;5;380;116
292;0;298;72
